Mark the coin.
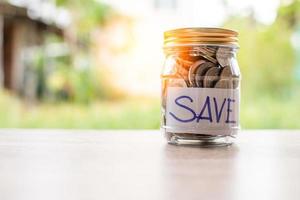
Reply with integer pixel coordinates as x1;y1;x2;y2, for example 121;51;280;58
192;47;218;64
218;66;240;89
214;79;233;89
198;47;217;57
188;60;206;87
232;76;240;89
220;66;233;77
175;62;190;86
195;62;215;87
178;52;202;62
176;56;193;69
176;62;188;77
167;78;188;87
204;46;218;54
202;54;218;64
161;107;166;126
229;56;240;76
216;47;233;67
203;66;221;88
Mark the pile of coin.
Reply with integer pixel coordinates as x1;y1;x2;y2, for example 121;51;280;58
164;46;239;89
162;28;240;145
161;46;240;139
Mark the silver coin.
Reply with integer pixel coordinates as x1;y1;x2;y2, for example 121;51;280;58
198;48;213;57
201;47;217;57
232;79;239;89
202;54;218;64
216;46;232;56
219;66;240;89
195;62;215;87
216;47;233;67
204;46;218;53
199;46;217;55
203;66;221;88
188;60;206;87
229;57;240;76
220;66;233;77
214;79;233;89
193;48;217;63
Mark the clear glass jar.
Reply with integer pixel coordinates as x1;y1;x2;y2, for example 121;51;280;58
161;28;240;146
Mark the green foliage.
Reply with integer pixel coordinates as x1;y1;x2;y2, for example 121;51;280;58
2;1;300;129
0;92;160;129
224;15;295;100
277;0;300;28
240;90;300;128
221;1;300;129
45;56;124;104
56;0;114;41
44;0;118;103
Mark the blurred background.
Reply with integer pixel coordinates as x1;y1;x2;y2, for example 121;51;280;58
0;0;299;129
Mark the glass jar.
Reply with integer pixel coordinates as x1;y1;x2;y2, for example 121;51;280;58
161;28;241;146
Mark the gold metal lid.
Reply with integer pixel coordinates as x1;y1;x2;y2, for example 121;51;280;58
164;27;239;47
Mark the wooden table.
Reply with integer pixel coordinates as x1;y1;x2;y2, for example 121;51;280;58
0;130;299;200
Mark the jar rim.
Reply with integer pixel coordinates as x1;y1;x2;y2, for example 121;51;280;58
164;27;239;48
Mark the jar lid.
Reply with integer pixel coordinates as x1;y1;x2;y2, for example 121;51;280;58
164;27;239;48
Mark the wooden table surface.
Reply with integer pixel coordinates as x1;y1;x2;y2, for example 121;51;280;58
0;130;299;200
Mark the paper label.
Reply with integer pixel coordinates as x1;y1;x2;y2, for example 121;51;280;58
166;87;240;134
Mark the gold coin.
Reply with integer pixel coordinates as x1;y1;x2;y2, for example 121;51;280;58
176;56;194;69
175;62;189;80
167;78;188;87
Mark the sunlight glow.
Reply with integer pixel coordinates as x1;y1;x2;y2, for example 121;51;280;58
98;0;281;96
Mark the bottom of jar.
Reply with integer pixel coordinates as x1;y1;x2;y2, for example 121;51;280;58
164;132;236;147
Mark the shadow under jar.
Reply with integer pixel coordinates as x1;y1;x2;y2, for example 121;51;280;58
161;28;241;147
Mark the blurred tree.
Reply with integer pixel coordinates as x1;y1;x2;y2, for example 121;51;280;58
221;0;300;128
223;1;298;100
277;0;300;28
55;0;114;45
224;22;293;100
48;0;126;103
291;24;300;80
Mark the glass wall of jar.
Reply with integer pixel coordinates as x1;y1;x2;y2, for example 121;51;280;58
161;28;241;146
